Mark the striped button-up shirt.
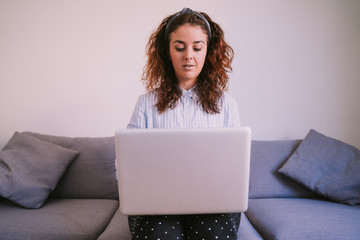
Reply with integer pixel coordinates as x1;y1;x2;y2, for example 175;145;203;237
127;87;241;129
115;87;241;179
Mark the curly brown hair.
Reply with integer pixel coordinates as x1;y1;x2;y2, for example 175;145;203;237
142;10;234;114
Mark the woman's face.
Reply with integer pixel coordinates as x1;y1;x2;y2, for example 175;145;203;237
169;24;208;90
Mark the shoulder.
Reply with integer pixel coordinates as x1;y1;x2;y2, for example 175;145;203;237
128;91;158;129
221;92;239;109
221;92;241;127
136;90;157;105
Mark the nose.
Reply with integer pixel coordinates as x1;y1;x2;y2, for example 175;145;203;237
184;48;193;60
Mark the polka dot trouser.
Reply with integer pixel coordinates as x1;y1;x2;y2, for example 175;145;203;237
128;213;241;240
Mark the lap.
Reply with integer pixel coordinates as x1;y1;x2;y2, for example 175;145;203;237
128;213;241;240
183;213;240;239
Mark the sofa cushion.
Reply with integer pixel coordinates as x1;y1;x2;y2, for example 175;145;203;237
0;198;118;240
246;198;360;240
249;140;316;199
0;132;79;208
278;129;360;205
23;132;118;199
97;208;132;240
236;213;263;240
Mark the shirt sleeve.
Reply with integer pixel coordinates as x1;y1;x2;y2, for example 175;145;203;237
127;94;147;129
224;95;241;127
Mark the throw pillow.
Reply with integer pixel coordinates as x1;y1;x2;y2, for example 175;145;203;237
278;129;360;205
23;132;118;199
0;132;79;208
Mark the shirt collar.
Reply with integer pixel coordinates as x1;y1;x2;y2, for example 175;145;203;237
180;86;198;101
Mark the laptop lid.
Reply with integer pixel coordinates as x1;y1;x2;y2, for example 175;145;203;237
115;127;251;215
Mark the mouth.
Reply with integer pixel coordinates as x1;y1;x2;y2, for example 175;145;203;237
183;64;195;70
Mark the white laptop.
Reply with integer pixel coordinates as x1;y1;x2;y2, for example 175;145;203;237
115;127;251;215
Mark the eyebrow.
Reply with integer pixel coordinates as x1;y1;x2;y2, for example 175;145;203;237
173;40;205;45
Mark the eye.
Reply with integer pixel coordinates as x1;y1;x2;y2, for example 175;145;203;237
175;48;185;52
193;48;202;52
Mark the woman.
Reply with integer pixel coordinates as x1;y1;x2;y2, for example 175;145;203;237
127;8;241;240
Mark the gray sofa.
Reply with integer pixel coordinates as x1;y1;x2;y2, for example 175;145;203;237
0;132;359;240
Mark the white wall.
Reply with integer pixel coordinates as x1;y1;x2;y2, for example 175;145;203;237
1;0;360;148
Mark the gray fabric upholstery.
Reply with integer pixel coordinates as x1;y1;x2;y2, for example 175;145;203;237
0;132;79;208
278;129;360;205
249;140;316;199
23;132;118;199
97;209;132;240
0;198;118;240
246;198;360;240
236;213;263;240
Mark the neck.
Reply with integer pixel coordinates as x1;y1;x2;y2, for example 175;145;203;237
179;79;196;90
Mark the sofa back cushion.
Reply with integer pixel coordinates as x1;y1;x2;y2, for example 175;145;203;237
23;132;118;199
249;140;317;199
